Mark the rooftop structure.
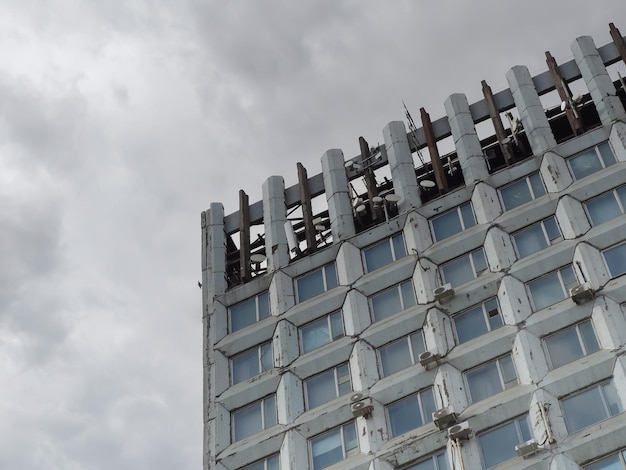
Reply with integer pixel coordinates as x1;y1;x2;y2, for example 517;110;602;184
202;24;626;470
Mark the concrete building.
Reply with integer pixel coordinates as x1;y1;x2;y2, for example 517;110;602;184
201;26;626;470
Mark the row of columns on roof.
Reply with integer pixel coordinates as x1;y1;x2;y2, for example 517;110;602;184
204;32;626;290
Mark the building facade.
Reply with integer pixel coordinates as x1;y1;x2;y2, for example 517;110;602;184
202;27;626;470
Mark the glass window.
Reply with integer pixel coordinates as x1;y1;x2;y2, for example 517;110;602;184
478;416;532;468
370;280;416;322
229;292;270;333
440;248;488;287
378;330;426;377
465;354;518;403
568;142;616;180
453;298;502;344
585;186;626;226
305;363;352;409
300;311;344;353
512;216;562;258
243;455;280;470
584;450;626;470
232;395;277;442
603;243;626;278
296;264;338;303
499;172;546;211
562;382;622;433
405;451;450;470
431;202;476;241
544;320;600;369
527;265;577;311
386;388;437;437
363;233;407;272
310;422;358;470
231;342;273;385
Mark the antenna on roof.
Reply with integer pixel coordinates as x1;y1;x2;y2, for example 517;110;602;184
403;101;425;166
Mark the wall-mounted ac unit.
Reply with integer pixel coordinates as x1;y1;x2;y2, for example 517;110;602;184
433;284;454;302
515;439;540;459
350;397;373;418
432;406;459;430
448;421;471;440
570;282;594;305
419;351;441;368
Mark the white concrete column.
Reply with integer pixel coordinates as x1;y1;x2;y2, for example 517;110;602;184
412;257;438;304
434;363;468;413
274;319;299;368
572;242;611;290
513;330;549;384
610;121;626;162
530;388;566;447
540;151;573;193
506;65;557;154
592;295;626;349
571;36;626;125
263;176;290;270
343;289;372;336
484;226;516;271
471;182;502;224
336;241;363;286
214;402;230;454
550;454;583;470
445;93;489;184
498;275;533;324
383;121;421;212
555;195;591;239
202;203;227;298
269;271;295;316
322;149;356;241
424;307;455;355
277;371;304;424
350;341;379;393
281;430;307;470
403;210;432;253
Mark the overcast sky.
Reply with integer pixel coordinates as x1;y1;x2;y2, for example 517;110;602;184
1;2;625;469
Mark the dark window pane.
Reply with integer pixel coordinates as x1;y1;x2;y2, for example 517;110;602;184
298;269;324;302
546;327;584;368
455;305;489;343
388;395;423;436
231;298;258;332
586;192;622;225
364;241;393;272
604;244;626;278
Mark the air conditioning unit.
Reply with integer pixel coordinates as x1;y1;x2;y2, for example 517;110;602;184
433;284;455;302
350;397;374;417
448;421;471;440
419;351;441;368
349;392;366;403
515;439;540;459
570;282;594;305
432;406;459;430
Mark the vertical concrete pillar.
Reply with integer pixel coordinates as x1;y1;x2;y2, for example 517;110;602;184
412;257;438;304
572;242;611;290
274;319;299;367
425;307;455;355
471;182;502;224
350;341;379;391
445;93;489;184
550;454;584;470
263;176;290;271
383;121;421;212
202;203;227;297
592;296;626;349
571;36;626;125
513;330;549;384
498;275;533;324
506;65;557;154
321;149;356;241
610;121;626;162
540;151;573;193
434;364;468;413
555;195;590;239
484;226;516;271
281;430;307;470
277;371;304;424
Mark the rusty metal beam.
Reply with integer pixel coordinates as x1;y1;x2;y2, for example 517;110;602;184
546;51;584;136
297;162;316;253
610;23;626;65
481;80;515;165
239;189;251;282
420;108;448;193
359;136;381;221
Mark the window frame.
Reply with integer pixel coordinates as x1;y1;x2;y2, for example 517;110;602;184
299;311;345;354
363;233;407;272
527;265;578;311
230;341;274;385
453;297;503;344
511;216;563;259
478;415;532;468
584;449;626;469
498;171;546;211
242;454;280;470
309;421;359;470
369;280;417;322
386;387;437;438
465;354;518;403
304;362;352;410
430;202;477;242
561;381;623;434
404;449;449;470
440;247;488;287
228;291;270;333
584;185;626;226
378;330;426;377
295;263;338;303
543;319;600;369
567;141;616;181
232;395;277;442
602;242;626;279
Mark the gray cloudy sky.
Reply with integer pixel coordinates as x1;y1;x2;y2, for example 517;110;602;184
1;1;625;469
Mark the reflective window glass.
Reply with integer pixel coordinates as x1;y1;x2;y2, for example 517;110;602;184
243;455;280;470
296;264;338;303
305;363;352;409
405;451;449;470
584;450;626;470
465;354;518;403
478;416;532;468
232;395;277;442
231;342;273;385
441;248;487;287
363;234;407;272
499;172;546;211
310;422;358;470
300;311;344;353
544;320;600;369
527;265;577;310
454;298;502;344
562;382;622;433
569;142;616;180
603;243;626;278
378;331;426;376
386;388;437;437
229;292;270;332
370;280;416;322
585;186;626;226
431;202;477;241
513;216;562;258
